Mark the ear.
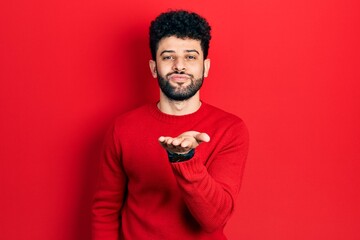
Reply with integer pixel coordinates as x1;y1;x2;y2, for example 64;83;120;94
149;60;157;78
203;59;210;77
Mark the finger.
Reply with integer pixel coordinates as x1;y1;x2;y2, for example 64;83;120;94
195;133;210;143
172;137;183;146
180;139;193;148
159;136;172;144
159;137;172;149
166;137;175;147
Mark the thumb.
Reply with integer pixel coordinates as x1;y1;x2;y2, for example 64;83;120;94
195;132;210;143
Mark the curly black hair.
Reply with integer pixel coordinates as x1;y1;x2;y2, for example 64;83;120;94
149;10;212;60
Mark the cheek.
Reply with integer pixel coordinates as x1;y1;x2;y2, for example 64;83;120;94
189;64;204;76
156;63;171;72
156;67;167;76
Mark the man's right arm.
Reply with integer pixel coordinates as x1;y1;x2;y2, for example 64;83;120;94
92;124;126;240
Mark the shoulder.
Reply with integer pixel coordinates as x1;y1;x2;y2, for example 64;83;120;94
111;103;154;132
203;102;249;140
201;103;249;154
202;102;247;129
115;104;151;123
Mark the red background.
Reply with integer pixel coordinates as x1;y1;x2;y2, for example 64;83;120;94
1;0;360;239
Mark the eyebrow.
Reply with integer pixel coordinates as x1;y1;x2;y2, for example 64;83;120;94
185;49;200;55
159;49;200;56
160;50;175;56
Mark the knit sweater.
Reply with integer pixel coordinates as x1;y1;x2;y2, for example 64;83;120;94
92;102;249;240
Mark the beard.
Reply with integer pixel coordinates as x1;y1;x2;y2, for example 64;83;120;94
157;69;204;101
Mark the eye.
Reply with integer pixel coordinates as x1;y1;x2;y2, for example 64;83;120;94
186;55;196;60
162;56;174;60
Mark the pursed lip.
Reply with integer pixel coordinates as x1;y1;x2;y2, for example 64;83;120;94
168;73;191;82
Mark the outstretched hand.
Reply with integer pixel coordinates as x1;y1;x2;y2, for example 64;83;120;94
158;131;210;154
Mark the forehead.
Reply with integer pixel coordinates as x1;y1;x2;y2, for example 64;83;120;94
157;36;202;54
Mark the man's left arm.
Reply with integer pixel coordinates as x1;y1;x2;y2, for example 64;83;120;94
158;121;249;232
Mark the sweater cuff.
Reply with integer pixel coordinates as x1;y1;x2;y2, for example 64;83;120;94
170;155;206;181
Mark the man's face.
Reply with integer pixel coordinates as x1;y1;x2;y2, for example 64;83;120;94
149;36;210;101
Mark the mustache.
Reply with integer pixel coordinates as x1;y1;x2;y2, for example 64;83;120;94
166;71;194;78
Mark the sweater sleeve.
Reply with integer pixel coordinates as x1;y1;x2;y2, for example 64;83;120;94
170;120;249;232
92;123;126;240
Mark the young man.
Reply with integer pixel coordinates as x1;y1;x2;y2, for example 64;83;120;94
92;10;249;240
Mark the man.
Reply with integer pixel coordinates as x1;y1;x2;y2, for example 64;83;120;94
92;10;249;240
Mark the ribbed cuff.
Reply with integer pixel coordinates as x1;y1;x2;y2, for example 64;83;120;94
170;155;207;181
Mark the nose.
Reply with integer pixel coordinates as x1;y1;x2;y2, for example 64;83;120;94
173;58;185;72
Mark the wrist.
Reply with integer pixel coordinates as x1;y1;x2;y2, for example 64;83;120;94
166;149;195;163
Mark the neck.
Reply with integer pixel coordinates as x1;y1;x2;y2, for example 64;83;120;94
158;91;202;116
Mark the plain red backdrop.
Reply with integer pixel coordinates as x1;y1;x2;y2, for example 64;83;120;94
1;0;359;239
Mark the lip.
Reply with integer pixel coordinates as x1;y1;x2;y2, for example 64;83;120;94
168;74;190;82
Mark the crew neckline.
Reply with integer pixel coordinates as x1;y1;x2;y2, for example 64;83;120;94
148;101;208;123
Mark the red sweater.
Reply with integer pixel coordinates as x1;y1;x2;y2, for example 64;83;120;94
92;102;249;240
